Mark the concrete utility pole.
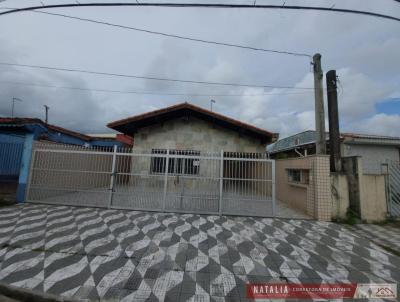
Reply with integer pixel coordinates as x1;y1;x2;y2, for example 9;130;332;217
11;97;23;117
326;70;341;172
43;105;50;124
313;53;326;154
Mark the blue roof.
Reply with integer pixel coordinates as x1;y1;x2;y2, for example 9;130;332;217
267;130;322;153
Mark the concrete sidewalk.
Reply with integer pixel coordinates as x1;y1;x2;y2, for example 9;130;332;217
347;223;400;255
0;204;399;301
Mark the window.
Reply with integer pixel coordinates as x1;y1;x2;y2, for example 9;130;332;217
150;149;200;175
287;169;309;185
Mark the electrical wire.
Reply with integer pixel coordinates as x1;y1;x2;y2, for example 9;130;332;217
26;10;312;58
0;62;315;89
0;80;315;97
0;3;399;22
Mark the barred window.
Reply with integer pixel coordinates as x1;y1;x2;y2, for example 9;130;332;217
287;169;309;184
150;149;200;175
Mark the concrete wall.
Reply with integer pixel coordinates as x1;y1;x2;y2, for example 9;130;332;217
331;173;349;220
333;156;388;222
276;155;331;221
276;157;309;214
133;116;266;153
131;116;266;178
342;156;362;216
343;143;400;174
360;175;387;222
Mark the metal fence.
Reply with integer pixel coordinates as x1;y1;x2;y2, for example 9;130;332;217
0;140;24;183
382;161;400;217
27;142;276;217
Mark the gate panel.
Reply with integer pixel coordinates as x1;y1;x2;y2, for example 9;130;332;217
112;151;164;211
0;138;24;183
27;143;277;217
27;143;112;207
386;161;400;217
221;153;275;217
164;152;220;214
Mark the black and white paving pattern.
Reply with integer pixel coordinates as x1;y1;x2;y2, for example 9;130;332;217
0;204;399;301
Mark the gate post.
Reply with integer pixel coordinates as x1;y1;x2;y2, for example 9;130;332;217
108;145;118;208
382;162;392;215
24;146;36;203
271;160;276;217
162;149;170;212
16;133;35;203
219;150;224;216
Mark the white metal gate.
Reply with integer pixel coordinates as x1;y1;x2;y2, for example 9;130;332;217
27;142;275;217
382;161;400;218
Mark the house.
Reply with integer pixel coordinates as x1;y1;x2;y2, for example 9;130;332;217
107;102;278;153
267;130;400;174
106;102;279;214
0;117;129;203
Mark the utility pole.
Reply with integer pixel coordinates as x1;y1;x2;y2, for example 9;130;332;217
326;70;341;172
11;97;23;117
43;105;50;124
313;53;326;154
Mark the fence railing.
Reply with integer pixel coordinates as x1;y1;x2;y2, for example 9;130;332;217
27;142;276;217
0;141;24;182
382;161;400;218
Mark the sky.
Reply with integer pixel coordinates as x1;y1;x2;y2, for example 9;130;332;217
0;0;399;139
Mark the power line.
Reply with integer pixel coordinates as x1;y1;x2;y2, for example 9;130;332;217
0;62;315;89
0;80;315;97
0;3;399;22
28;10;311;58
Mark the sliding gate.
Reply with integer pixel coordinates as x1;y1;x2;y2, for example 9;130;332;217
27;142;275;217
383;161;400;218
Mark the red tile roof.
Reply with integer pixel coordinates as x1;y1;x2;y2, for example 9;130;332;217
107;102;278;142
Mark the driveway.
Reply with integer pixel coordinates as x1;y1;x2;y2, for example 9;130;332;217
0;204;399;301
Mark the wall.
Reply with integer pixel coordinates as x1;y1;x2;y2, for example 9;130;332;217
331;173;349;220
0;134;24;180
341;156;362;216
276;155;331;221
333;156;388;222
343;143;399;174
360;175;387;222
276;157;309;213
131;116;266;178
133;116;266;153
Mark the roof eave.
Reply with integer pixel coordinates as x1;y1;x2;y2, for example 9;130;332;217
107;103;277;142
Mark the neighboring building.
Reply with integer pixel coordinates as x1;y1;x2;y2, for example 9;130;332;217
267;130;400;174
87;133;134;146
107;102;278;153
0;117;128;202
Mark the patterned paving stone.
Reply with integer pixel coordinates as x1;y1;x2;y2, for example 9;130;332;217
0;204;399;301
347;223;400;253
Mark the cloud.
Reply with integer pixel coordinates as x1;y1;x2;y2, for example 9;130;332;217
350;113;400;137
0;59;108;133
0;1;399;140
